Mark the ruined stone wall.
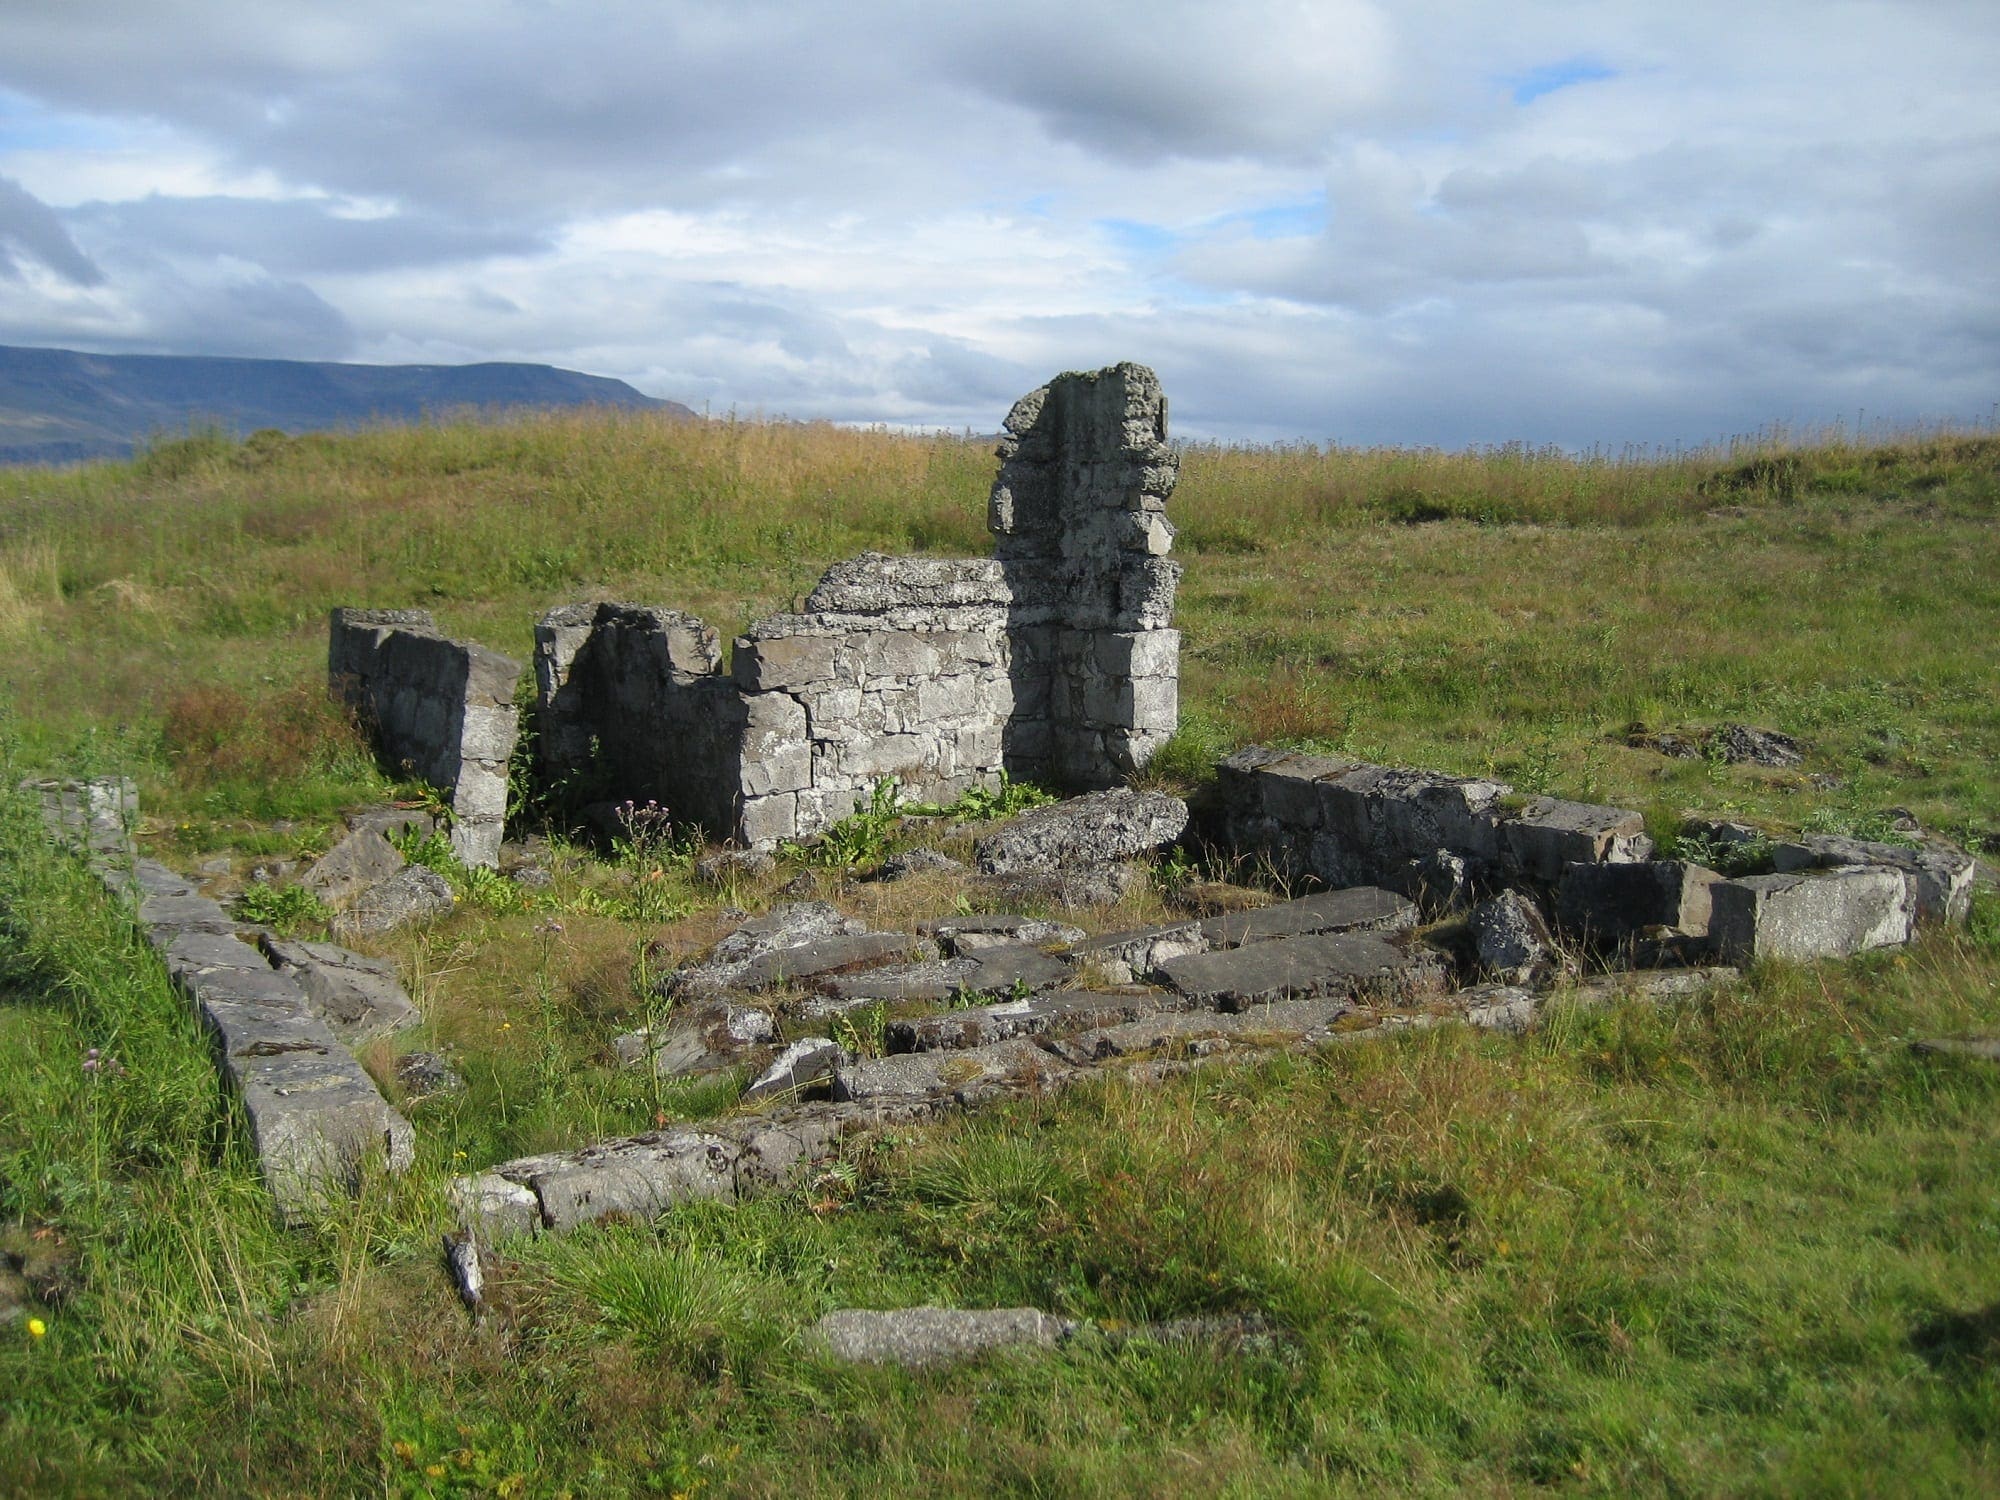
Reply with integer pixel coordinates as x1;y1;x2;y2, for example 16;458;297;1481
532;363;1183;846
329;608;521;867
991;362;1181;785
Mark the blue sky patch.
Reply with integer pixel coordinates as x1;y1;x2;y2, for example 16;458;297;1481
1507;57;1617;105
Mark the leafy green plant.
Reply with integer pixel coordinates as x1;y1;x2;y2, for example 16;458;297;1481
232;882;330;936
786;778;905;868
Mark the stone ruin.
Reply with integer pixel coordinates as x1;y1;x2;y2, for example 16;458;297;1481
331;362;1181;857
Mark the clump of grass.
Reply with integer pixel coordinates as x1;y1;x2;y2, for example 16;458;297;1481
0;542;62;635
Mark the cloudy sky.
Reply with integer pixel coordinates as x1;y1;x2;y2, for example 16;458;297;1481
0;1;1995;446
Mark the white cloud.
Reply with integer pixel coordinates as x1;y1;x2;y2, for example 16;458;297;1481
0;1;1992;444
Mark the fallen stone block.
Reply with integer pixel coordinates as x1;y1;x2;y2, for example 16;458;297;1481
974;788;1188;874
261;936;422;1046
970;864;1141;910
1470;890;1558;984
1198;886;1416;948
1158;931;1447;1011
1554;860;1719;946
299;826;406;907
448;1171;542;1241
336;865;455;937
665;900;869;995
1709;866;1914;963
820;943;1072;1005
814;1306;1080;1368
731;932;923;992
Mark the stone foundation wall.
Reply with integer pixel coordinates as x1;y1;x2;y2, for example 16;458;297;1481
329;608;522;867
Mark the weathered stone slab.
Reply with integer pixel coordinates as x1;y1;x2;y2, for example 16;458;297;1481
162;929;274;975
137;889;238;939
975;788;1188;874
335;865;455;937
299;827;406;906
970;864;1140;910
834;1036;1074;1104
1158;931;1447;1011
917;914;1086;953
612;1002;775;1077
1064;921;1207;983
814;1307;1080;1368
1045;995;1359;1065
528;1131;743;1232
731;933;921;992
262;936;422;1045
1198;886;1416;948
1709;866;1914;963
888;987;1188;1053
1555;860;1719;945
448;1171;542;1241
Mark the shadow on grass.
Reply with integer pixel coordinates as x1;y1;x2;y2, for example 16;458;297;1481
1911;1301;2000;1374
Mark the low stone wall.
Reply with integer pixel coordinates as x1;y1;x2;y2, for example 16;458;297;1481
329;608;522;867
28;778;414;1223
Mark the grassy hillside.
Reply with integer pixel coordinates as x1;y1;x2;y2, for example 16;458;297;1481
1;410;1997;1495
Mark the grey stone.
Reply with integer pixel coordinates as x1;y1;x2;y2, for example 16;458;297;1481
528;1131;742;1232
975;788;1188;874
1159;930;1448;1011
918;914;1087;953
741;1037;843;1104
1198;886;1418;948
889;987;1187;1053
613;1002;775;1077
820;943;1072;1005
1712;724;1804;766
299;827;406;906
730;933;922;992
336;865;456;936
1709;866;1915;963
394;1050;465;1100
1045;995;1359;1065
1769;834;1976;925
695;847;778;885
1470;890;1557;984
873;848;967;881
1065;921;1208;984
834;1036;1074;1103
814;1306;1080;1368
972;863;1140;910
261;936;422;1045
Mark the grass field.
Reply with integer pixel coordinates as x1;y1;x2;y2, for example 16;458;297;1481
2;410;1998;1495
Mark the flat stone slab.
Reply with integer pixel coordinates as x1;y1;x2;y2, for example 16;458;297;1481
335;865;455;936
888;986;1190;1053
612;1002;776;1078
1158;931;1447;1012
1498;797;1652;882
834;1036;1074;1104
1710;865;1914;963
298;827;405;906
732;932;922;992
262;936;422;1046
1044;996;1360;1065
1198;886;1416;948
814;1307;1080;1368
1771;834;1977;925
1065;922;1207;983
917;914;1086;953
975;789;1188;874
741;1037;843;1104
819;943;1071;1005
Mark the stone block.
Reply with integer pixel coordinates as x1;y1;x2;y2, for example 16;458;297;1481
1094;629;1180;680
735;634;842;691
1770;834;1977;925
261;936;423;1046
1709;866;1915;963
449;1172;542;1241
740;1038;844;1105
299;827;407;907
975;788;1188;874
814;1307;1079;1368
1499;798;1652;882
529;1132;741;1231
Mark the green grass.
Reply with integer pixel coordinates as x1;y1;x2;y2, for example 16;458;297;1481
2;412;1999;1494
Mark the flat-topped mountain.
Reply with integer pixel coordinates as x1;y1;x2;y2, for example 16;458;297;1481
0;343;695;465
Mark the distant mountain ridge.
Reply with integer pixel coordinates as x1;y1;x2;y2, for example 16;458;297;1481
0;343;696;465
